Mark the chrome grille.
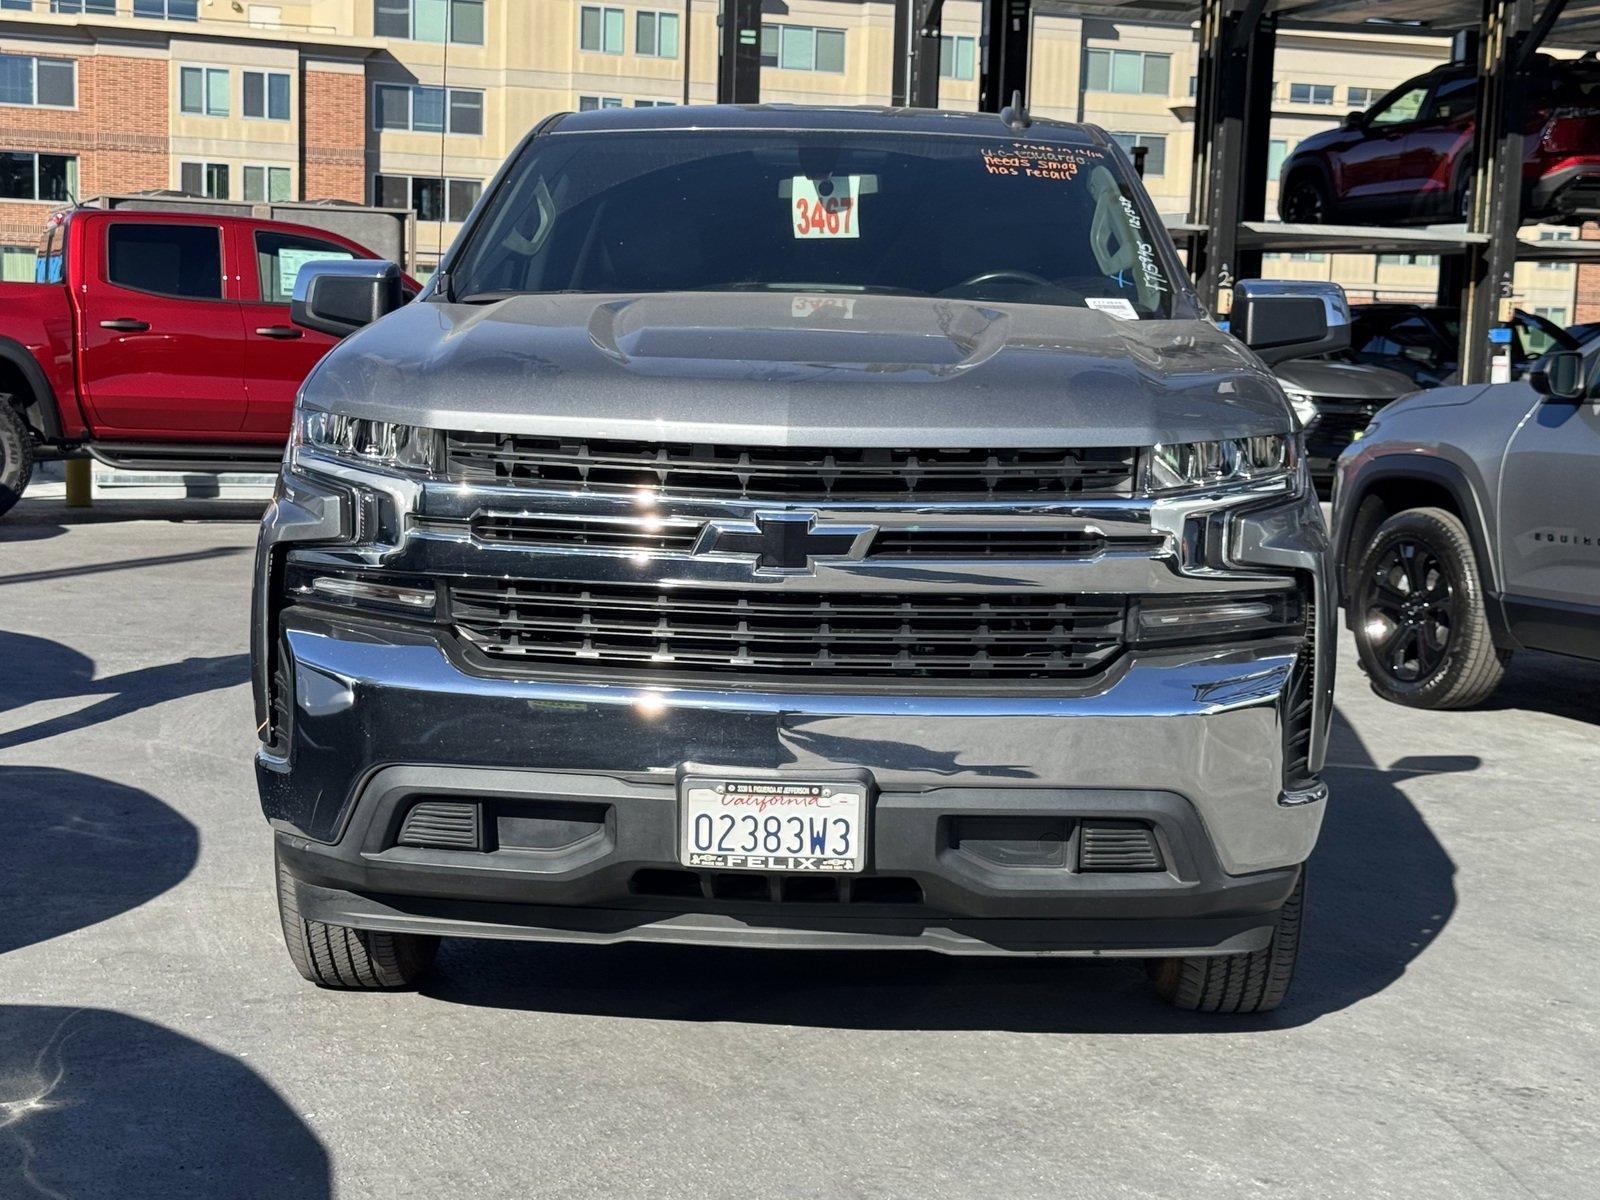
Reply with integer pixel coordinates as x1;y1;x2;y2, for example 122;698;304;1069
425;513;1159;561
443;433;1138;500
448;580;1128;680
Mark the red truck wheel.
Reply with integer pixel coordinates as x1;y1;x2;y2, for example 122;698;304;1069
0;403;34;518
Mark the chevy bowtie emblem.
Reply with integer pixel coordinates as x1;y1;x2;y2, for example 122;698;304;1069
695;512;875;573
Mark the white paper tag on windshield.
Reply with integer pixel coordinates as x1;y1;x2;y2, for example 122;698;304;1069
1086;297;1139;321
791;176;861;239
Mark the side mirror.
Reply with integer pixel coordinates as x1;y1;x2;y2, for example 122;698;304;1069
291;259;405;339
1231;279;1352;366
1530;349;1585;401
1341;110;1367;131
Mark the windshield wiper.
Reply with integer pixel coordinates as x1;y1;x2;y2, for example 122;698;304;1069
454;289;531;304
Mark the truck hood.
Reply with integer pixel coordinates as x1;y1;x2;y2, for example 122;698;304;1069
303;292;1292;447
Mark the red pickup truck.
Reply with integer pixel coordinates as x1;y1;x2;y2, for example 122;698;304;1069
0;207;398;517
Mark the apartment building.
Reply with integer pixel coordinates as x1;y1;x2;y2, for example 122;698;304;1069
0;0;1585;320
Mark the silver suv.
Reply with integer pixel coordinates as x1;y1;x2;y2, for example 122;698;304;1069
255;106;1339;1013
1334;345;1599;708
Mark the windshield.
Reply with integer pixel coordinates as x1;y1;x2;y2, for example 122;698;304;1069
448;129;1182;318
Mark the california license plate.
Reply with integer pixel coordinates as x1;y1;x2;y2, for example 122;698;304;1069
679;779;867;873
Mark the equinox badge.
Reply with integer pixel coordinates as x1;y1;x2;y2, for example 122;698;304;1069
694;512;875;574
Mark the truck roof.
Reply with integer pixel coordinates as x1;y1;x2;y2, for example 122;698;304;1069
547;102;1113;147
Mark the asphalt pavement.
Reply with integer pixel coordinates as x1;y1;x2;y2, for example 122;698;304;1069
1;496;1596;1199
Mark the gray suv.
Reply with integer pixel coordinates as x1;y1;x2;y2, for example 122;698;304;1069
1335;346;1600;708
255;106;1339;1013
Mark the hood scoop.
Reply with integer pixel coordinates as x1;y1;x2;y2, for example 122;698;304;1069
585;293;1010;380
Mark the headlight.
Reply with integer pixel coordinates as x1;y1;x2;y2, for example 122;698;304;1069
295;408;440;474
1281;385;1319;429
1146;434;1296;494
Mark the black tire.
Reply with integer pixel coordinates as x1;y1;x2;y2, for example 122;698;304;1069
0;400;34;519
1350;507;1508;709
275;853;438;989
1281;173;1332;224
1150;868;1304;1014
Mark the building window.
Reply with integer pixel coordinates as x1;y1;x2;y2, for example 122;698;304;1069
1110;132;1166;176
1288;83;1335;106
1287;252;1327;262
242;71;291;121
375;0;484;46
134;0;200;17
376;83;483;134
633;98;675;107
1085;49;1170;96
580;5;625;53
0;151;77;202
578;95;624;110
636;10;679;58
243;164;293;203
1376;253;1441;266
179;161;230;199
759;25;846;73
1534;305;1569;325
0;54;75;108
1347;86;1380;108
940;35;975;81
1268;138;1289;179
375;173;481;223
0;243;32;282
46;1;119;13
180;67;229;117
1538;229;1576;269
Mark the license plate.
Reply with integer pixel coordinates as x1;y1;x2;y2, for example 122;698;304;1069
679;779;866;873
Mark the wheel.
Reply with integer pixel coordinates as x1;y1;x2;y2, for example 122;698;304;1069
1149;868;1304;1014
1281;174;1332;224
275;852;438;989
0;401;34;519
1351;507;1508;709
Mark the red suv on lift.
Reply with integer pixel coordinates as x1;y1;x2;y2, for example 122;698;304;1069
1278;53;1600;226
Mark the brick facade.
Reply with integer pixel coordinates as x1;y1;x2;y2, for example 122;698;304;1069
1575;224;1600;324
301;66;367;204
0;54;168;246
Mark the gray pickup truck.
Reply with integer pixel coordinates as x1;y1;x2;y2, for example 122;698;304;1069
1335;344;1600;708
254;106;1341;1013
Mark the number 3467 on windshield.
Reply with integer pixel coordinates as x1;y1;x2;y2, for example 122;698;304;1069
794;196;856;239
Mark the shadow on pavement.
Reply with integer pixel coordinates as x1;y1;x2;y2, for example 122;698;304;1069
0;544;247;587
419;704;1462;1033
0;767;198;957
0;1006;329;1200
1481;648;1600;726
0;498;267;535
0;632;248;752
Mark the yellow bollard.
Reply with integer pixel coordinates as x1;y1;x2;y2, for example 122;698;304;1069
64;457;92;508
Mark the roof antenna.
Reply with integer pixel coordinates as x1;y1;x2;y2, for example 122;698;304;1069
1000;90;1031;132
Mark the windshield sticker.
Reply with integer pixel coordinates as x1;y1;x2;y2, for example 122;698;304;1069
791;175;860;239
980;142;1105;181
1086;297;1140;320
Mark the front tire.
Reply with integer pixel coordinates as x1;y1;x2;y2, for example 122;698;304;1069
0;401;34;519
1281;173;1332;224
1350;507;1507;709
1150;868;1304;1013
275;853;438;989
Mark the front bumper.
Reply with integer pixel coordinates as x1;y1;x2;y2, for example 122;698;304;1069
263;609;1319;957
255;458;1332;958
